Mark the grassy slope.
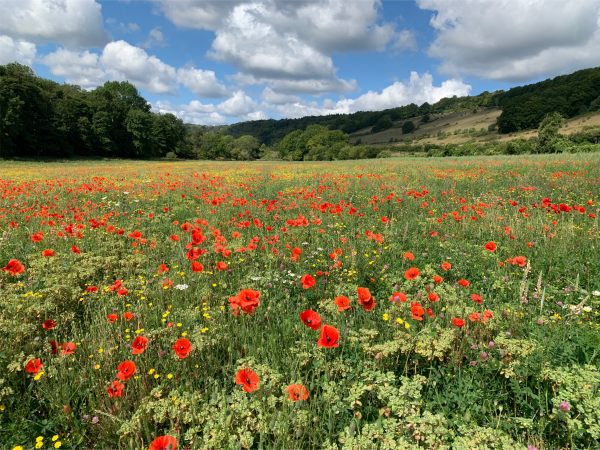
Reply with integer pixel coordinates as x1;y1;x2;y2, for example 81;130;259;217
351;108;600;146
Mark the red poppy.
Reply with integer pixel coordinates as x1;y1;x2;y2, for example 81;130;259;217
71;245;81;254
228;289;260;315
86;285;98;293
484;241;497;252
403;251;415;261
300;274;316;289
25;358;42;374
389;292;408;303
458;279;470;287
149;435;177;450
116;360;136;381
287;383;309;401
131;336;149;355
428;292;440;302
508;256;527;267
317;324;339;348
61;342;76;356
123;311;134;321
452;317;465;328
235;368;260;392
404;267;421;280
106;380;125;398
42;319;57;331
191;261;204;272
300;310;322;330
483;309;493;322
2;259;25;276
157;263;169;274
432;275;443;283
469;312;481;322
440;261;452;271
334;295;351;311
357;287;376;311
117;288;128;296
30;232;43;242
107;313;118;323
410;302;425;321
471;293;483;304
48;340;58;355
42;249;55;257
291;247;302;262
216;261;228;271
172;338;192;359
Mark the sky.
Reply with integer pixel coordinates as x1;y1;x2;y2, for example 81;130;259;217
1;0;600;125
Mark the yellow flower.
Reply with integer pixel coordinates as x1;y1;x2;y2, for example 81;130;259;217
52;435;59;441
13;446;24;450
33;371;44;381
167;373;174;379
54;442;62;449
35;443;43;449
382;313;389;321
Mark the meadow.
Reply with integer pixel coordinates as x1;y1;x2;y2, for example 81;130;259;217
0;154;599;450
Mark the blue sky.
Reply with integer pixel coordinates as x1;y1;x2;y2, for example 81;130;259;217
1;0;599;125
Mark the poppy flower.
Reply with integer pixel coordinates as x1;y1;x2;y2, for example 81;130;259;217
483;310;493;322
42;249;55;257
2;259;25;276
30;232;43;242
357;287;376;311
157;263;169;274
61;342;76;356
404;267;421;280
106;380;125;398
484;241;497;252
389;292;407;303
440;261;452;271
123;311;134;321
107;313;118;323
116;360;136;381
149;435;177;450
229;289;260;315
410;302;425;321
71;245;81;254
48;340;58;355
508;256;527;267
86;285;98;293
172;338;192;359
428;292;440;302
216;261;228;271
469;312;481;322
191;261;204;272
25;358;42;374
317;324;339;348
300;274;316;289
334;295;351;311
432;275;443;283
131;336;149;355
299;310;322;330
116;288;128;297
287;384;309;401
291;247;302;262
452;317;465;328
471;293;483;305
458;279;470;287
42;319;57;331
235;368;260;393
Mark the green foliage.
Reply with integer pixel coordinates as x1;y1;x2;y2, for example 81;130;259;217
401;120;416;134
0;64;186;159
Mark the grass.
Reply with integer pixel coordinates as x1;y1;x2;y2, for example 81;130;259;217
1;154;599;449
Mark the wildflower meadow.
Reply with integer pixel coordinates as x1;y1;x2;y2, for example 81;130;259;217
1;154;599;449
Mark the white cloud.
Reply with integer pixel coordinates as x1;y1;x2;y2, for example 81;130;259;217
42;48;106;88
153;100;228;125
177;67;228;97
159;0;405;95
0;35;36;66
418;0;600;81
261;87;300;105
264;72;471;118
393;30;417;51
100;40;177;94
0;0;107;48
218;90;258;116
143;27;166;48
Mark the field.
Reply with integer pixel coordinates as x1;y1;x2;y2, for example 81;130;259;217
352;109;600;147
1;155;599;450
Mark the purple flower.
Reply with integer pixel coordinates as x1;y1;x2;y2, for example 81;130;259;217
559;400;571;412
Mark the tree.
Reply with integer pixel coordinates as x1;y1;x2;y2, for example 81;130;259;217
402;120;416;134
537;112;565;153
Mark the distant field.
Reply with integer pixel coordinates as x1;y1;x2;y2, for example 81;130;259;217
1;155;599;449
352;108;600;146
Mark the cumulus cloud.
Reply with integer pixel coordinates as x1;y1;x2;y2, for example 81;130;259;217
264;72;471;118
177;67;229;98
42;41;229;96
101;40;177;94
41;48;106;88
159;0;407;95
218;90;258;116
153;100;228;125
142;27;166;48
0;0;107;48
418;0;600;81
0;35;36;66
